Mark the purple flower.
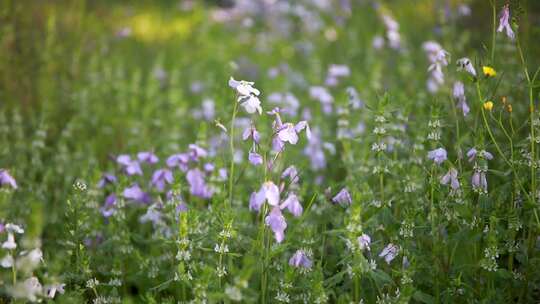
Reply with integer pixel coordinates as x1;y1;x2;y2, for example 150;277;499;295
467;148;493;162
137;151;159;164
265;207;287;243
0;169;17;189
204;163;215;172
151;169;174;191
304;127;326;170
358;234;371;251
100;194;117;217
427;148;447;165
472;170;488;193
242;125;260;144
116;155;143;176
309;86;334;115
332;188;352;205
97;173;117;188
123;184;151;204
497;5;515;40
186;168;213;199
167;153;190;171
189;144;208;161
251;182;280;210
282;193;303;217
289;250;312;269
281;166;299;184
248;151;263;166
453;82;470;116
379;243;399;264
440;168;460;190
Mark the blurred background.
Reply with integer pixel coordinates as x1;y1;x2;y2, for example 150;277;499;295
1;0;539;247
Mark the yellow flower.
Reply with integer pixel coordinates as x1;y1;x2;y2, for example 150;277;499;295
482;66;497;77
483;101;494;111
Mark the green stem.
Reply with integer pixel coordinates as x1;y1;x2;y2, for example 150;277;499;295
228;101;239;207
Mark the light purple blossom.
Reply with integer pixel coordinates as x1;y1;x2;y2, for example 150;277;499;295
453;82;470;116
497;5;515;40
282;193;303;217
379;243;399;264
228;77;260;97
242;125;260;144
248;151;263;166
151;169;174;191
137;151;159;164
332;188;352;205
97;173;117;188
427;148;447;165
472;170;488;193
281;166;299;184
167;153;190;171
256;181;280;207
467;148;493;162
440;168;460;190
304;127;326;170
100;194;117;217
189;144;208;161
289;250;312;269
117;155;143;176
0;169;17;189
358;234;371;251
186;168;213;199
309;86;334;114
123;184;151;204
265;207;287;243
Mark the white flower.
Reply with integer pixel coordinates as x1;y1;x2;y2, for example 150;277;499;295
2;233;17;250
238;95;262;115
0;254;13;268
228;77;260;97
46;283;66;298
11;277;42;301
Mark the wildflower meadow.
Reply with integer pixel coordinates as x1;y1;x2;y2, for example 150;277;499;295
2;0;540;303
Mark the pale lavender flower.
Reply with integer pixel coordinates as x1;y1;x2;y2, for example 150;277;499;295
358;234;371;251
167;153;190;172
281;166;299;184
123;184;151;204
467;148;493;162
248;151;263;166
453;81;470;116
303;127;326;170
186;168;213;199
497;5;515;40
139;206;163;226
189;144;208;161
265;207;287;243
137;151;159;164
242;125;260;144
309;86;333;114
100;194;117;218
0;169;17;189
472;170;488;192
457;57;477;77
289;250;312;269
372;35;385;49
204;163;215;172
458;4;471;17
332;188;352;205
282;193;303;217
97;173;117;188
427;148;447;164
440;168;460;190
379;243;399;264
218;168;228;181
151;169;174;191
117;155;143;176
254;181;280;207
